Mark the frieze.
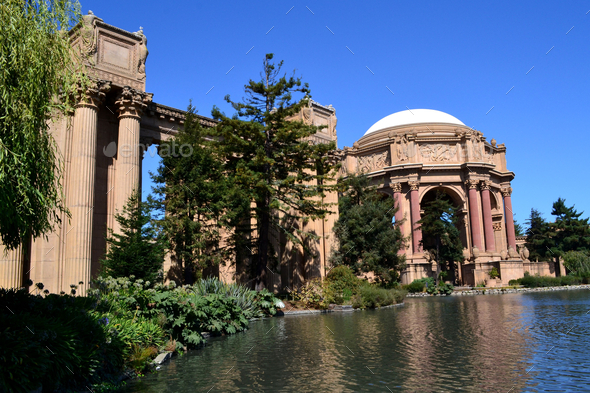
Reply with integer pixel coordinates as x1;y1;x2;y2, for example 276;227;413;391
419;143;458;162
357;151;390;173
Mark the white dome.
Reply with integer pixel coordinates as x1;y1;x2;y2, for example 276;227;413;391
364;109;465;136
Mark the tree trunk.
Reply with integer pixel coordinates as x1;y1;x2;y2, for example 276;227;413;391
255;199;269;291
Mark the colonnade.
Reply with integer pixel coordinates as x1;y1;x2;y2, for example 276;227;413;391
390;179;517;258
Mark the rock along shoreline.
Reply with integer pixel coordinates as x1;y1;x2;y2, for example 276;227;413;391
406;284;590;297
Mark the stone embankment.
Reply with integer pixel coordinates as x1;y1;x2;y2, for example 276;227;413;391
407;284;590;297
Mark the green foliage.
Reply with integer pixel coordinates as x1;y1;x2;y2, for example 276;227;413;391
509;274;583;288
101;191;166;283
418;190;463;283
403;277;435;293
292;279;328;309
324;266;361;304
488;267;500;279
527;199;590;261
0;0;86;249
330;174;405;284
351;283;406;309
563;250;590;278
151;105;231;284
0;288;124;392
513;219;525;237
525;208;548;261
211;54;339;290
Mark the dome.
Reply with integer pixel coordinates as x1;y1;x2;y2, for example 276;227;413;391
364;109;465;136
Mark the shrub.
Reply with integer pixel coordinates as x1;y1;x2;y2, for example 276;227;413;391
351;283;406;309
563;251;590;277
403;277;435;293
292;279;328;309
324;266;361;304
489;267;500;279
511;274;582;288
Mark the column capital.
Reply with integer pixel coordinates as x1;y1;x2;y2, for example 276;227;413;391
501;186;512;197
480;180;492;190
390;182;402;193
115;86;153;119
465;179;479;189
76;79;111;109
408;181;419;191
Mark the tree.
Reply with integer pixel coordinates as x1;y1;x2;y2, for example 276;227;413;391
330;174;405;284
101;191;166;283
513;219;525;237
212;54;338;290
525;208;548;261
0;0;85;250
418;191;464;284
151;105;231;284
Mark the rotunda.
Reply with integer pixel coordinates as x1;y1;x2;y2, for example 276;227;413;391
341;109;522;286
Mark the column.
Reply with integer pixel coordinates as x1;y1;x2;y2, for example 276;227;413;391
0;246;24;289
502;187;517;253
113;87;152;234
408;181;422;254
480;180;496;252
390;182;404;254
63;79;111;294
465;179;483;252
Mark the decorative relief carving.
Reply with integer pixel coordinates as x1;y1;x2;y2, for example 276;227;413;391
358;151;389;173
419;143;457;162
464;179;479;189
76;79;111;108
389;182;402;193
480;180;491;190
397;135;410;161
115;86;153;118
501;187;512;197
79;11;102;64
408;181;419;191
493;222;502;231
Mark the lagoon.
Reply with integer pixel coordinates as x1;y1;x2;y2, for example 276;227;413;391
121;290;590;392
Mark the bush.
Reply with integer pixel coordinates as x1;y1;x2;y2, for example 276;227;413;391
292;279;328;309
563;251;590;277
489;267;500;279
324;266;361;304
351;283;406;309
510;274;583;288
403;277;435;293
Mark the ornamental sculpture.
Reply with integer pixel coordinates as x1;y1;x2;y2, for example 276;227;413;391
419;143;458;162
358;151;389;173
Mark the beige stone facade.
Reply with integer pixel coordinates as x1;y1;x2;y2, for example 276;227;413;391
0;15;552;292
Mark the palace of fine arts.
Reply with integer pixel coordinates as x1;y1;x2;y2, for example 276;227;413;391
2;2;590;392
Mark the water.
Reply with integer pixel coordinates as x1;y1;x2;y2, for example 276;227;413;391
121;290;590;392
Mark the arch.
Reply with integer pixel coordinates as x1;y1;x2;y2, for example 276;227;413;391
419;185;466;210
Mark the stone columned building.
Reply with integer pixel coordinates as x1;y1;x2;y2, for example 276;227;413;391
341;109;527;286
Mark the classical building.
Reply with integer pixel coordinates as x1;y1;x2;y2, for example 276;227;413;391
0;13;554;292
341;109;556;286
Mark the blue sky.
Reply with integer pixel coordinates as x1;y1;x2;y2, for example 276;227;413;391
84;0;590;225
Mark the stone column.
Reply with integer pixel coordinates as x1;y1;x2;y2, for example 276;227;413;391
390;182;404;254
465;179;483;252
408;181;422;254
0;246;24;289
64;80;111;294
480;180;496;252
113;87;152;234
502;187;517;253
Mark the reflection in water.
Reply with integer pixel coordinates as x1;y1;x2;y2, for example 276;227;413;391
121;290;590;392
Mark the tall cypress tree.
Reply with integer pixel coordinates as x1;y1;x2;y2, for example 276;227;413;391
330;174;405;284
212;54;338;290
151;104;231;284
418;191;464;284
525;208;548;261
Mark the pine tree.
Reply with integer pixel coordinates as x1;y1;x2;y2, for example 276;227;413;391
418;191;464;284
101;191;166;283
525;208;548;261
151;104;231;284
549;198;590;255
513;219;525;237
212;54;338;290
330;174;405;284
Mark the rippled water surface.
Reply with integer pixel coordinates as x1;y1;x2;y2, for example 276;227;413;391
121;290;590;392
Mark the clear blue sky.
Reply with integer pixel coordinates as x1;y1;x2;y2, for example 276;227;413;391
84;0;590;226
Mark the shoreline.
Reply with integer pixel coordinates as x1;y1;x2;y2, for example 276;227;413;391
407;284;590;297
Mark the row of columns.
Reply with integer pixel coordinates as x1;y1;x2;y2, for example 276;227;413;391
62;81;151;293
391;179;517;259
